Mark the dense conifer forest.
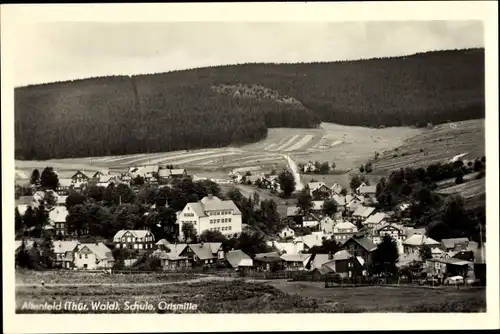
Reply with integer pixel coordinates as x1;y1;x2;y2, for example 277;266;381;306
15;48;484;160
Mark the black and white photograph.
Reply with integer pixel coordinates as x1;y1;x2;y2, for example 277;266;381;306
2;2;499;333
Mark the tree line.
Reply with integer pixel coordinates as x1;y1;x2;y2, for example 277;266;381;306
16;48;484;160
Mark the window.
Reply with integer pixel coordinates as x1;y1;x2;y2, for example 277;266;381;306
210;220;214;224
79;254;82;259
228;226;232;231
84;254;88;259
228;218;232;222
139;244;143;249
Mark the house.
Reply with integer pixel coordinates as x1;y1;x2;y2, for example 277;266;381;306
302;213;321;228
266;240;305;255
320;216;335;234
226;250;253;270
311;200;325;212
153;242;190;270
361;212;386;230
48;206;69;237
278;226;295;240
129;165;159;179
158;168;188;181
333;222;358;243
113;230;155;250
346;195;365;212
356;184;376;196
179;242;225;267
177;195;242;240
300;232;326;251
371;223;405;254
56;179;73;195
303;161;316;173
321;250;366;278
74;242;114;270
331;194;347;208
281;254;309;271
330;183;343;195
440;238;470;252
286;206;302;226
70;170;90;188
254;252;285;272
339;236;377;265
96;174;118;188
52;240;80;269
92;170;110;180
120;172;132;183
425;257;474;279
403;234;440;254
310;184;332;199
352;206;376;223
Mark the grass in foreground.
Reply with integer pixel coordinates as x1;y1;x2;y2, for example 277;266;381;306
16;279;486;313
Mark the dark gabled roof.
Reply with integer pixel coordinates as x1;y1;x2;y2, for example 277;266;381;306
347;236;377;252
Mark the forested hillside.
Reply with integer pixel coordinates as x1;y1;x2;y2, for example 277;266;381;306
15;48;484;160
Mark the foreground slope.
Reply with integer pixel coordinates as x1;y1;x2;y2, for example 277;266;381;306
15;48;484;160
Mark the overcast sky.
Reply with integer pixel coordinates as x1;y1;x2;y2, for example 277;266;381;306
13;21;483;87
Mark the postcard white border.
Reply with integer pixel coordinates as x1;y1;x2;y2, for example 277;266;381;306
2;2;499;333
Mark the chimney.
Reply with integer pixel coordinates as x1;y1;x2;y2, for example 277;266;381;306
328;251;333;260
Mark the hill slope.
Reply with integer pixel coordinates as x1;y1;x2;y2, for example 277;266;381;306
15;48;484;160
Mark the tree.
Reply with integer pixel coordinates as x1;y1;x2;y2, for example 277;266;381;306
473;159;484;172
234;232;272;258
30;169;40;187
15;240;37;269
359;165;365;173
365;163;373;173
340;188;348;196
419;244;433;261
319;162;330;174
278;169;296;197
245;171;252;176
314;161;321;171
350;175;368;191
455;174;464;184
253;192;260;205
296;188;313;215
226;187;244;205
40;167;59;190
372;235;399;276
322;199;338;216
182;222;197;242
331;162;336;171
39;232;55;268
15;208;24;235
66;191;87;209
132;175;145;186
199;230;227;243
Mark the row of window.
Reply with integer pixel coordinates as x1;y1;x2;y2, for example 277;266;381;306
209;210;232;216
120;236;153;242
54;223;65;229
184;212;195;217
209;226;232;232
209;218;232;224
115;243;153;249
181;220;197;226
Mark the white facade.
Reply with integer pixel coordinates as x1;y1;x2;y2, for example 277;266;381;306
74;244;113;270
279;227;295;239
178;196;242;240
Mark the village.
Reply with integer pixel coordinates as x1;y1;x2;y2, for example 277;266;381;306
14;158;486;288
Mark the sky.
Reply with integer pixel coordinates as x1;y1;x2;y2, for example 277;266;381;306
13;21;484;87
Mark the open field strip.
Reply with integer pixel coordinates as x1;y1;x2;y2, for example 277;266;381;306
221;153;281;164
284;134;314;152
123;150;222;166
164;152;241;166
101;153;151;164
117;152;180;165
271;134;301;151
264;135;295;152
264;143;277;151
436;179;485;198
